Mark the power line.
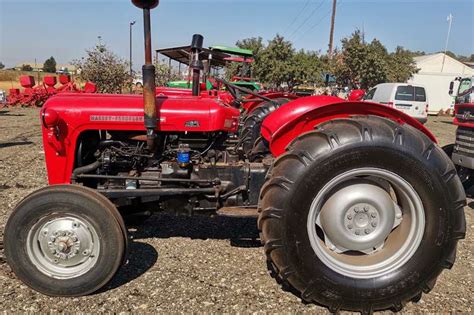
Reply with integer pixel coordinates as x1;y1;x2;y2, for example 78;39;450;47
292;0;342;45
283;0;312;36
288;0;326;40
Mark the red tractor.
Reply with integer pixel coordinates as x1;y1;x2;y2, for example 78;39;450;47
444;76;474;188
3;1;466;313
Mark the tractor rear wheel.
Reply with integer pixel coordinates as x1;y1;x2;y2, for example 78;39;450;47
258;116;466;313
241;98;289;160
4;185;126;297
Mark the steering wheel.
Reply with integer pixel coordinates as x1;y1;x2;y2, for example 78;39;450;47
216;78;277;106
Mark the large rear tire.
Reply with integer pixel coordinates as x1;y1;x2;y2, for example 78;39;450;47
4;185;127;297
241;98;289;159
258;116;466;313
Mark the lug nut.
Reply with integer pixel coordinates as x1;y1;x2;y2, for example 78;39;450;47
371;222;377;227
347;214;353;220
371;213;377;218
347;224;353;230
355;229;361;235
365;229;371;234
363;206;368;212
396;213;402;219
354;207;360;213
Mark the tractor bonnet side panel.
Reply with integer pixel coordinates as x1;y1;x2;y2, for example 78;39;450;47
261;95;437;157
41;93;240;184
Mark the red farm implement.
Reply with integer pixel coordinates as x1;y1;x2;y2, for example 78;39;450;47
4;74;96;108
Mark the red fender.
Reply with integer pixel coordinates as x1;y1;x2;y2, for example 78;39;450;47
243;92;298;113
261;96;437;157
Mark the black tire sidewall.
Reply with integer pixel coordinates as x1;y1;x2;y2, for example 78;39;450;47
5;189;124;296
283;144;453;304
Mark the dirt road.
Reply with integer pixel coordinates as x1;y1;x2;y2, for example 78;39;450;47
0;108;472;313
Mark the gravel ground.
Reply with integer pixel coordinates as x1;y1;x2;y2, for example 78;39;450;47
0;108;472;313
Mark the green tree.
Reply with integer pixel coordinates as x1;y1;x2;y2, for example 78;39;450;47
334;31;417;89
0;62;5;70
288;50;323;88
21;64;33;71
387;47;419;82
257;34;295;88
73;44;132;94
154;58;181;86
43;56;57;73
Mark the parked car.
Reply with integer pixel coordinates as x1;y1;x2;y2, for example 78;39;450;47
364;83;429;124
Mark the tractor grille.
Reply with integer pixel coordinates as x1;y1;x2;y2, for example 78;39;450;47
455;127;474;157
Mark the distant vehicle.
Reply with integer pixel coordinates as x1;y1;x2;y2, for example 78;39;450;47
364;83;428;124
56;67;70;75
132;74;143;88
0;89;6;103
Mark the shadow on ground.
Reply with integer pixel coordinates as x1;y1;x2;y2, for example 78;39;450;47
100;241;159;292
96;213;260;293
130;213;260;247
0;141;33;149
0;110;25;117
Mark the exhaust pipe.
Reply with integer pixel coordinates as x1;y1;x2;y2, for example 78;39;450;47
190;34;204;96
132;0;159;151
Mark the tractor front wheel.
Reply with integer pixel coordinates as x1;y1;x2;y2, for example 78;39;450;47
258;116;466;313
4;185;127;296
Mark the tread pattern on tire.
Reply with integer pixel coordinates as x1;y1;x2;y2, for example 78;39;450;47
258;115;466;314
240;98;290;159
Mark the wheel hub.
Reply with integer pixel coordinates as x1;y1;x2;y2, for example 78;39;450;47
316;182;402;254
308;168;425;279
47;230;81;260
27;215;100;279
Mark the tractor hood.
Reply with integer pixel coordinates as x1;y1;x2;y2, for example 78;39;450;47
42;93;240;133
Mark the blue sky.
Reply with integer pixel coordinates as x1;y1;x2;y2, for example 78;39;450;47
0;0;473;69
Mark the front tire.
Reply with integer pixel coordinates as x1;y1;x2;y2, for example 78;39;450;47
4;185;126;296
258;116;466;313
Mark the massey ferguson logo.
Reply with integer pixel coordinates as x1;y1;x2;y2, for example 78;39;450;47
462;112;473;120
456;111;474;121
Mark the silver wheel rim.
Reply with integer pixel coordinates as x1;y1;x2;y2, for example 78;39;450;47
307;167;425;279
27;214;100;279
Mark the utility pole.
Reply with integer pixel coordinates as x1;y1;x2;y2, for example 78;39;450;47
130;20;136;92
441;13;453;72
328;0;337;58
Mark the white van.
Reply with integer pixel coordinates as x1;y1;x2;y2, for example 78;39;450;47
364;83;428;124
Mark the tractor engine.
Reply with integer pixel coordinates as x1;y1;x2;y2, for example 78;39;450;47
74;130;267;215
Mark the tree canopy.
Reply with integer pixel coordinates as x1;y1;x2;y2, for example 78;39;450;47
0;62;5;70
227;35;324;89
73;44;131;94
43;56;57;73
227;31;420;90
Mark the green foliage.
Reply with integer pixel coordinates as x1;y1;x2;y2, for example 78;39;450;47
226;35;324;89
73;44;131;94
387;47;419;83
0;62;4;70
333;30;418;89
154;58;181;86
257;35;295;88
43;56;57;73
21;64;33;71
